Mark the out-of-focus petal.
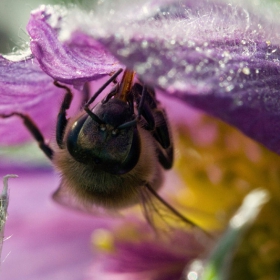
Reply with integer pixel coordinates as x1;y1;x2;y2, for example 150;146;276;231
58;0;280;154
27;6;121;87
88;221;206;280
0;56;55;112
0;168;119;280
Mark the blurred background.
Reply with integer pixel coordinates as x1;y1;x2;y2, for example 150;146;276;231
0;0;95;54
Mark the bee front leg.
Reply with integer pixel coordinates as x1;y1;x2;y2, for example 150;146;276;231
133;84;171;148
0;112;53;159
80;83;90;108
53;81;74;149
132;84;173;169
156;144;173;170
153;107;173;169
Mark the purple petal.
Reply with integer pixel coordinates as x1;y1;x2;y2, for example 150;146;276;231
8;0;280;154
0;168;115;280
74;0;280;154
0;55;53;111
0;55;62;144
27;6;121;86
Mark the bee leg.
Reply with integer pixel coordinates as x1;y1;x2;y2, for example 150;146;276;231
156;144;173;170
132;84;173;167
137;94;173;168
134;85;172;149
80;82;90;107
0;112;53;159
153;108;172;149
153;107;174;169
53;81;74;148
139;102;156;130
132;83;157;109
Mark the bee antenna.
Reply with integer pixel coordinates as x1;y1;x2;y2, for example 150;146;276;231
84;68;123;109
84;107;105;125
117;84;147;130
83;69;123;125
117;119;138;129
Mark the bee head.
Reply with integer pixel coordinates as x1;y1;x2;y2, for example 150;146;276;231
66;98;140;175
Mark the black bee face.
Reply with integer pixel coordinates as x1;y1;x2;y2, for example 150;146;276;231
66;98;141;175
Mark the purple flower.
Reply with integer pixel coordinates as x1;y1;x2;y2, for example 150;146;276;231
1;0;280;279
1;0;280;153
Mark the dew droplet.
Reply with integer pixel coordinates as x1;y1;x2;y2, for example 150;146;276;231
242;67;250;75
